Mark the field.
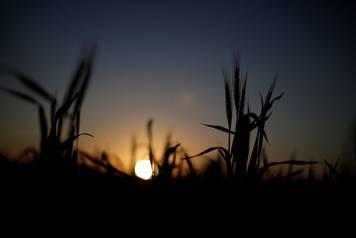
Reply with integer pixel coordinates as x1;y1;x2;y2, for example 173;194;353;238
1;49;355;204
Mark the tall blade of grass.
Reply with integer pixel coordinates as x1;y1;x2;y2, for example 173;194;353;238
58;54;87;140
238;72;247;120
50;97;57;124
54;93;79;122
50;94;78;140
353;118;356;160
247;130;260;178
247;79;283;180
60;48;95;142
224;72;233;155
63;56;87;104
75;108;81;138
266;76;277;103
63;125;76;170
245;107;259;178
259;93;264;111
201;123;235;134
130;136;137;175
68;52;93;143
224;73;233;129
264;76;284;112
233;64;240;118
232;114;250;178
72;64;90;116
38;105;48;157
147;119;154;173
73;48;95;116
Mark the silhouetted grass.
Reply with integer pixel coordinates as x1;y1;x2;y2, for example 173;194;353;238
184;61;317;184
0;51;355;196
0;47;122;177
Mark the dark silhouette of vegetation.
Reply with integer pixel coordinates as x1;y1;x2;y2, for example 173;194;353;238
184;61;317;182
0;47;120;177
0;50;355;196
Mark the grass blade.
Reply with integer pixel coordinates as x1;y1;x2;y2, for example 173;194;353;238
224;74;233;129
60;133;94;151
54;94;79;121
147;118;154;173
64;56;87;104
258;160;318;178
233;64;240;115
1;87;39;105
201;123;235;134
163;144;180;159
183;146;228;160
73;48;95;116
38;105;48;153
240;73;248;118
5;70;55;102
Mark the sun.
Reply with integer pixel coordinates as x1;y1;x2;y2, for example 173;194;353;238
134;160;153;180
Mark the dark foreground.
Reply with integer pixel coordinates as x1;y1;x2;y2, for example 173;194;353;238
2;175;356;208
1;175;355;236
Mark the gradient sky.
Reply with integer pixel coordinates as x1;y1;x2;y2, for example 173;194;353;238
0;0;355;169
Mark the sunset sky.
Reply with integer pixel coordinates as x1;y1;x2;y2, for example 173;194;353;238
0;0;355;170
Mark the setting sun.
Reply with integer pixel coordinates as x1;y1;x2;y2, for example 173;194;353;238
134;160;153;180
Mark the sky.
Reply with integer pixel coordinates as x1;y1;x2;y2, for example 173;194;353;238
0;0;355;170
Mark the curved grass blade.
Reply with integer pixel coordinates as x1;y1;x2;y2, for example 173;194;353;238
258;160;318;178
79;151;130;177
54;94;79;121
1;87;39;105
183;146;228;161
163;144;180;159
201;123;235;134
0;64;53;102
265;76;277;104
60;133;94;151
11;72;54;102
